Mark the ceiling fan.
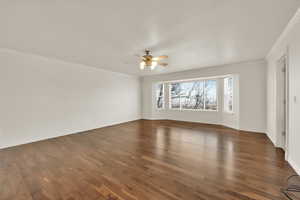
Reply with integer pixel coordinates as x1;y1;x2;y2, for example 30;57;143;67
138;49;168;70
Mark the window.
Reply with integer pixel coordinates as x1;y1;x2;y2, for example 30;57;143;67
224;77;233;113
156;83;164;109
170;83;181;109
205;80;217;110
180;81;204;110
169;79;217;111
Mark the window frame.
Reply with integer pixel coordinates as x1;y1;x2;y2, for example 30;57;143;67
156;83;165;110
223;76;234;113
169;78;218;112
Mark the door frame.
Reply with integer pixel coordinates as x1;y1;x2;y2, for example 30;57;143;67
276;52;289;160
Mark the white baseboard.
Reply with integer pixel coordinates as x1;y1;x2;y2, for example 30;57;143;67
266;132;277;147
288;157;300;175
0;118;141;150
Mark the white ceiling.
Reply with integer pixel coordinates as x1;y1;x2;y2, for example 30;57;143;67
0;0;299;76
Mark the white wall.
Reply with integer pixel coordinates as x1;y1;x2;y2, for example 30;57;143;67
266;9;300;174
0;49;141;149
142;60;267;133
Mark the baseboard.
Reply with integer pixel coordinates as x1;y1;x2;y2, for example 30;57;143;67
2;118;267;150
141;118;167;121
142;118;221;126
288;157;300;175
266;132;277;147
165;119;223;128
238;129;266;135
143;119;267;134
0;118;141;150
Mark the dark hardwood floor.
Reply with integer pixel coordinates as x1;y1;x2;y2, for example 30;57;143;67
0;120;295;200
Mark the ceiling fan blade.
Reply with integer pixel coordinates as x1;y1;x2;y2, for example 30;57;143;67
158;63;168;67
152;55;168;61
159;55;168;59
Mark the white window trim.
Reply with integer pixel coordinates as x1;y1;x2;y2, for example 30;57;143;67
169;78;218;112
223;76;234;114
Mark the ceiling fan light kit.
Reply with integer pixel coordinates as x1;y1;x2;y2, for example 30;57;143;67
140;61;145;70
138;49;168;71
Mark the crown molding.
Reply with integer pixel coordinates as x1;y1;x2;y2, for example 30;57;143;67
266;8;300;59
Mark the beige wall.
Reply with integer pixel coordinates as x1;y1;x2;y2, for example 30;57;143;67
0;49;141;149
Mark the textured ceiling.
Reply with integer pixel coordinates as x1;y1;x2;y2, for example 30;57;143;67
0;0;299;76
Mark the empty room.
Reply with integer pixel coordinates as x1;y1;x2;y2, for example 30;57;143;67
1;1;300;199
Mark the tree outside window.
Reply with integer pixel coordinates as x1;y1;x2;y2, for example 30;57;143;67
169;79;217;111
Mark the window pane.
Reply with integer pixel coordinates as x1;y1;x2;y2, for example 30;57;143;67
169;79;218;111
180;82;194;96
157;96;163;109
181;81;204;109
156;84;163;97
224;77;233;112
156;84;164;109
204;80;217;110
170;96;180;109
170;83;181;96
